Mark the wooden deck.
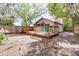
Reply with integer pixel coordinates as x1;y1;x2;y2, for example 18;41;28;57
25;31;59;38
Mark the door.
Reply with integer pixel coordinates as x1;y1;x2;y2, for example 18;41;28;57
44;26;49;32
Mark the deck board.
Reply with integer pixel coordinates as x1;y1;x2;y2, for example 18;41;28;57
25;31;58;38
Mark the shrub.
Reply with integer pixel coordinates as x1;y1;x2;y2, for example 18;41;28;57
0;33;5;43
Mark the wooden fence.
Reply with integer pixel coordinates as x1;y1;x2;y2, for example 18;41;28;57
0;25;23;33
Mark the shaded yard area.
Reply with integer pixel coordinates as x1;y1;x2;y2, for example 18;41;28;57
0;32;79;56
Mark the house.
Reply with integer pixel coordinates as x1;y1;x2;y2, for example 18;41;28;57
23;17;63;38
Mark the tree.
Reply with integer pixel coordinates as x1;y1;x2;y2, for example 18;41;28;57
48;3;73;31
48;4;70;18
15;3;46;26
0;4;14;40
68;4;79;27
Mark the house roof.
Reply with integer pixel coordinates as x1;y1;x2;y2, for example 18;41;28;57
30;17;63;27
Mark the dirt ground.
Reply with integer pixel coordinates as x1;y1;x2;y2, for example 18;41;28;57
25;32;79;56
0;32;79;56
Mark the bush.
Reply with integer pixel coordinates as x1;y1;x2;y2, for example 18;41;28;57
0;33;5;43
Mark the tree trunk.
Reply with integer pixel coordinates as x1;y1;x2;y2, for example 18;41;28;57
71;14;76;33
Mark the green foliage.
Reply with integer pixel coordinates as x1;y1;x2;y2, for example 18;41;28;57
3;18;13;25
48;3;73;31
48;3;70;18
0;18;3;25
63;18;72;30
0;17;13;25
0;33;5;43
15;3;46;26
74;19;79;26
0;4;14;26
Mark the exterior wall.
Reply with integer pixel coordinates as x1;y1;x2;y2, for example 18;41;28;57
34;26;59;34
55;27;59;34
58;25;63;32
34;24;63;34
34;18;63;34
34;26;44;32
49;27;55;34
